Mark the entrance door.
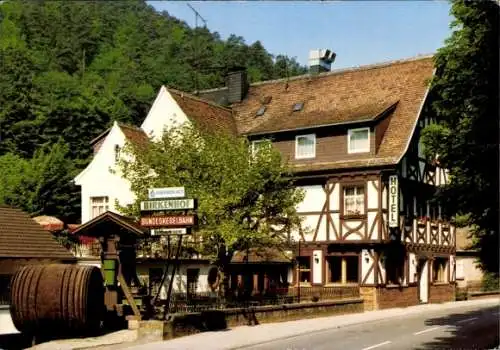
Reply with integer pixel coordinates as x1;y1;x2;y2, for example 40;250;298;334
417;259;429;303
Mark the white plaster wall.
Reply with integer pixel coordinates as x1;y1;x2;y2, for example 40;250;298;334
300;214;321;242
367;180;378;209
140;86;190;141
420;260;429;302
344;220;365;240
296;185;325;213
455;256;483;288
76;123;136;223
378;253;386;284
367;212;377;240
0;306;19;335
312;250;322;284
361;249;375;284
449;255;455;282
329;183;340;211
330;213;340;239
409;253;417;283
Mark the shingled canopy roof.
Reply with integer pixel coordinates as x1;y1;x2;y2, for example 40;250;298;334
168;88;238;136
232;55;435;171
0;205;75;260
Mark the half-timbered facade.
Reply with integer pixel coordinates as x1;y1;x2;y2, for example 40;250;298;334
222;54;456;309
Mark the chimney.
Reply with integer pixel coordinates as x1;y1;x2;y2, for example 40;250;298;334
309;49;336;74
226;67;248;103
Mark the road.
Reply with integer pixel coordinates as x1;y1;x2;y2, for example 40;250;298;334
241;302;499;350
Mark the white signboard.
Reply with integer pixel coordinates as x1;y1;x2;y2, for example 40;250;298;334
140;198;195;211
148;187;185;199
150;228;188;236
388;175;399;228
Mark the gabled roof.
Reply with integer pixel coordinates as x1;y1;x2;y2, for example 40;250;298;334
71;211;145;237
0;206;75;260
232;55;435;170
168;88;238;135
90;122;148;147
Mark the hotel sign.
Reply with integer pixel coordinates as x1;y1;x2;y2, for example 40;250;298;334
148;187;185;199
140;215;195;228
388;175;399;228
140;198;195;211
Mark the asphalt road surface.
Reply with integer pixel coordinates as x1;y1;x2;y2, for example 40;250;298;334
240;302;499;350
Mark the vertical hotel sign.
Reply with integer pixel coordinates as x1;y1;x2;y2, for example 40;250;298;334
388;175;399;228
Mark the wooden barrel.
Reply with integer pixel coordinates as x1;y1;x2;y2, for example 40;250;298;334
10;264;104;336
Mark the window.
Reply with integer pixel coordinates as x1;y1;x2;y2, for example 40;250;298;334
251;139;270;155
327;255;359;284
343;185;365;216
348;127;370;153
295;134;316;159
297;256;311;284
91;196;109;219
114;144;121;163
292;102;304;112
256;106;266;117
433;258;448;283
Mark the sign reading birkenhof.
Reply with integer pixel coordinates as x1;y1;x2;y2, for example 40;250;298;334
140;198;196;211
140;215;195;228
388;175;399;228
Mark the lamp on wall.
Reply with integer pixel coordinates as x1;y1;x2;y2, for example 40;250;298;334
313;252;319;264
364;251;370;264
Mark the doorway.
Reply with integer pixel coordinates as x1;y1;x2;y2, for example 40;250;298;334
417;258;429;303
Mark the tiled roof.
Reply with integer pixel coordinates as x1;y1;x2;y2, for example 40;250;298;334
168;88;238;136
71;211;145;237
117;123;149;148
231;247;292;264
232;55;435;168
0;206;75;260
89;122;149;147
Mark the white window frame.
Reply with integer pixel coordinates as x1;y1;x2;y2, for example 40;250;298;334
251;139;270;156
295;134;316;159
343;185;365;216
90;196;109;219
348;127;370;154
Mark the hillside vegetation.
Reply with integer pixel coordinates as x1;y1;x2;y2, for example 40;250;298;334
0;0;306;221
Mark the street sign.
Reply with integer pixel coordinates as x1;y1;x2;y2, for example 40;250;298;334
148;187;185;199
151;228;189;236
140;198;195;211
140;215;196;228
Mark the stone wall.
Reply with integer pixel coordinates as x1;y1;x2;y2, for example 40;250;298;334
132;298;364;341
429;283;455;303
377;286;419;309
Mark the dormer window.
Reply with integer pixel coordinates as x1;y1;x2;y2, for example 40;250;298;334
295;134;315;159
114;144;121;163
348;127;370;154
293;102;304;112
256;106;266;117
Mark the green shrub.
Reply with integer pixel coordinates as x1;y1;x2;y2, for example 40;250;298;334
481;273;500;292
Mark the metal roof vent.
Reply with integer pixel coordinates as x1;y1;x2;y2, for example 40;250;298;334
293;102;304;112
256;106;266;117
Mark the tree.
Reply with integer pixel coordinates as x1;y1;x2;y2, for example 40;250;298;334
0;140;80;222
118;124;304;293
421;0;499;275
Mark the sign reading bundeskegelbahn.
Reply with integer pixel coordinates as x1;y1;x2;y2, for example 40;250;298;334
140;198;195;211
148;187;185;200
140;215;195;228
151;228;188;236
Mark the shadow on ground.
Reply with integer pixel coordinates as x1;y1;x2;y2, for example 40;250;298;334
414;305;499;350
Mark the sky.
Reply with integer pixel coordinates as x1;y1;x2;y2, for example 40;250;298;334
148;1;453;70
